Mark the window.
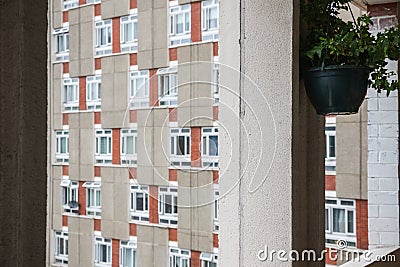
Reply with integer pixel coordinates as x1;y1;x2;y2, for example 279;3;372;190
84;182;101;217
200;253;218;267
55;231;68;264
325;198;356;247
55;130;69;163
213;63;220;103
54;28;69;61
120;241;137;267
87;0;101;4
95;237;111;266
202;0;219;41
95;129;112;164
170;128;191;167
158;67;178;106
202;127;219;168
214;190;219;231
61;180;79;214
159;187;178;225
129;70;149;108
121;129;138;165
95;20;112;56
169;4;191;46
325;125;336;173
63;0;78;10
63;78;79;111
87;75;102;110
121;15;138;52
169;247;190;267
130;183;149;222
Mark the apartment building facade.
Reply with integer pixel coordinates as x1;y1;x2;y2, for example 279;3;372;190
48;0;220;266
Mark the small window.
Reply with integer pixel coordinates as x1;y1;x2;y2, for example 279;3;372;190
95;129;112;164
120;240;137;267
120;15;138;52
87;0;101;4
213;63;220;103
169;4;191;46
170;128;191;167
202;127;219;168
325;124;336;173
159;187;178;225
54;28;70;61
130;70;149;108
95;20;112;56
63;78;79;111
83;182;102;217
95;236;111;266
130;183;149;222
87;75;102;110
121;129;138;165
214;190;219;231
201;0;219;41
325;198;356;242
200;253;218;267
158;67;178;106
61;180;79;214
63;0;78;10
169;247;190;267
55;130;69;163
55;231;69;264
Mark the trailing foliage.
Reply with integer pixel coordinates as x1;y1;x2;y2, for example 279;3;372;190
301;0;400;95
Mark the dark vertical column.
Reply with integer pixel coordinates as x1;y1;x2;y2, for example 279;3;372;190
0;0;47;266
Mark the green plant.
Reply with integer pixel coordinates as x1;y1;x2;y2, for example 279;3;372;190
301;0;400;95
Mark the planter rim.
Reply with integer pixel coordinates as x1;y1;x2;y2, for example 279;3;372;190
307;65;371;72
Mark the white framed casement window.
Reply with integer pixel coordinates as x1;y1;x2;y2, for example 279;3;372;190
169;4;191;46
55;231;69;265
83;182;102;217
202;127;219;168
200;253;218;267
213;63;220;103
159;187;178;225
169;247;190;267
63;0;78;10
158;67;178;106
201;0;219;41
121;129;138;165
61;180;79;214
87;75;102;110
63;78;79;111
54;28;69;61
87;0;101;4
95;19;112;56
129;70;149;108
120;240;137;267
170;128;191;167
95;236;112;266
325;124;336;174
325;198;356;247
120;15;138;53
55;130;69;163
95;129;112;164
130;183;149;222
214;190;219;231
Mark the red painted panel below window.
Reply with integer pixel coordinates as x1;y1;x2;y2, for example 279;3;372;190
112;18;121;54
63;11;69;23
191;251;201;267
356;200;369;250
78;181;86;215
149;69;159;107
94;4;101;16
191;2;202;42
130;53;137;66
149;186;159;224
63;62;69;74
112;239;120;267
79;77;86;111
169;48;178;61
325;175;336;191
130;223;137;236
169;228;178;241
191;127;201;167
63;113;69;125
130;0;137;9
95;58;102;70
112;129;121;165
94;219;101;231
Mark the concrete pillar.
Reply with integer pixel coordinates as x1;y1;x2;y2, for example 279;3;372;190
219;0;325;266
0;0;47;266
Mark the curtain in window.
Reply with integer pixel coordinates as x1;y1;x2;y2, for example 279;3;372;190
333;208;345;233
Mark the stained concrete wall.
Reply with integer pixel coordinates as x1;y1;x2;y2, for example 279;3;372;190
101;0;131;20
0;1;48;265
137;225;169;267
52;166;63;231
68;217;95;267
53;63;64;130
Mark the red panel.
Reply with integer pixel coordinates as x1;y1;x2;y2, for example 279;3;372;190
94;4;101;16
112;129;121;165
63;62;69;74
213;234;219;248
149;69;159;107
94;112;101;124
191;127;201;167
130;223;137;236
112;18;121;54
213;106;218;121
169;228;178;241
191;2;202;42
62;215;68;227
191;251;201;267
95;58;102;70
356;200;369;250
63;113;69;125
94;219;101;231
213;42;219;56
169;169;178;182
78;181;86;215
213;170;219;184
169;48;178;61
94;166;101;177
112;239;120;267
62;165;69;176
130;53;137;66
325;175;336;191
129;110;137;123
79;0;86;5
129;167;137;179
79;77;87;111
169;108;177;122
130;0;137;9
63;11;69;23
149;186;159;224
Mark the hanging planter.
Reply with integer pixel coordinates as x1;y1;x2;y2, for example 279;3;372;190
303;65;370;115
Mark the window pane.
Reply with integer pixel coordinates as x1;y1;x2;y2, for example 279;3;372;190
60;138;67;154
209;136;218;156
96;190;101;206
329;136;335;158
126;136;134;154
325;209;329;231
333;208;345;233
178;136;185;155
100;137;108;154
136;193;144;211
165;195;172;214
347;210;354;233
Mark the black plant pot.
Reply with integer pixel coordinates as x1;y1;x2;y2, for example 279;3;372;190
303;65;370;115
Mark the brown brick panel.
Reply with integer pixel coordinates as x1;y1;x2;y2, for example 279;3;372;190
94;112;101;124
78;181;86;215
325;247;337;265
213;106;218;121
213;42;218;56
95;166;101;177
63;11;69;23
94;4;101;16
112;239;120;267
191;2;202;42
169;48;178;61
95;58;102;70
191;127;201;167
169;169;178;182
129;223;137;236
325;175;336;191
112;129;121;165
169;108;177;122
356;200;369;250
213;233;218;248
62;215;68;227
191;251;201;267
149;69;159;107
129;168;137;179
112;18;121;54
63;113;69;125
79;0;86;5
79;77;87;111
130;0;137;9
169;228;177;241
94;219;101;231
149;186;159;224
130;53;137;66
62;165;69;176
213;170;219;184
63;62;69;74
129;110;137;123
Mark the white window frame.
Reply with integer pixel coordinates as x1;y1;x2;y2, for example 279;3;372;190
87;75;102;110
214;190;219;231
213;63;220;103
120;15;138;53
95;129;112;164
130;183;149;222
121;129;138;165
55;231;69;265
87;0;101;4
200;253;218;267
55;130;69;163
325;198;356;247
61;180;79;214
84;182;102;217
95;236;112;266
170;128;191;167
169;247;190;267
63;0;79;10
158;67;178;106
201;0;219;41
325;124;336;174
129;70;149;108
54;27;70;61
169;4;191;46
120;240;137;267
202;127;219;168
159;187;178;225
63;78;79;111
95;19;112;56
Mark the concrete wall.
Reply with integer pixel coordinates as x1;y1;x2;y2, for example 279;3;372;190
53;63;64;130
137;225;169;267
68;217;94;267
101;0;131;20
52;166;63;231
52;0;63;29
336;102;368;200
